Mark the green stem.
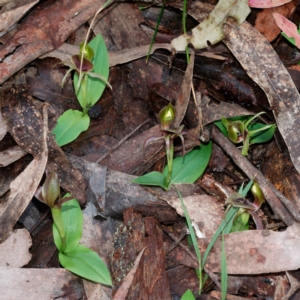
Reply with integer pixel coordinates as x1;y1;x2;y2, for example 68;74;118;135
51;207;66;252
165;137;174;188
81;74;88;113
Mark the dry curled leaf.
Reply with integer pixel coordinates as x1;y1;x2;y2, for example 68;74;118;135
171;0;250;51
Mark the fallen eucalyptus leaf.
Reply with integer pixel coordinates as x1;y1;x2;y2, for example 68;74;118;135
202;223;300;274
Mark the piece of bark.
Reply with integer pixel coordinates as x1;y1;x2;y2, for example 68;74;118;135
0;268;85;299
260;143;300;213
68;154;179;223
111;208;171;299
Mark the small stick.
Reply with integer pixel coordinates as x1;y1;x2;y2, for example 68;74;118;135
96;119;151;164
211;125;296;226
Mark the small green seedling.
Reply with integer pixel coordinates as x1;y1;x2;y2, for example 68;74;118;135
214;112;276;155
36;172;112;285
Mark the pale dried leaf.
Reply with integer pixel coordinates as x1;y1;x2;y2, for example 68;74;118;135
249;0;293;8
113;248;146;300
223;20;300;176
203;223;300;274
171;0;250;51
0;229;32;267
0;145;27;167
0;1;39;34
167;194;224;238
0;268;84;299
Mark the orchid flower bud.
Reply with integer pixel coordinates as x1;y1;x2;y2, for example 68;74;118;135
159;103;175;130
42;172;60;208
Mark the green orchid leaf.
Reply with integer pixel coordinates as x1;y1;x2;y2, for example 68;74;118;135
74;35;109;109
181;289;196;300
59;244;112;285
163;141;212;185
53;195;83;253
52;109;90;146
248;123;276;144
132;172;167;190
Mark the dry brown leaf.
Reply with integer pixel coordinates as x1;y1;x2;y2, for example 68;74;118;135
167;194;224;238
202;223;300;274
223;20;300;176
174;51;194;128
113;248;146;300
0;105;48;242
0;145;27;167
0;229;32;267
0;0;39;35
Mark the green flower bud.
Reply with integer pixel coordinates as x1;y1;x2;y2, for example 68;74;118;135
42;172;60;208
159;103;175;130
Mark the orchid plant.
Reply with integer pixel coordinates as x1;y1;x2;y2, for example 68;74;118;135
218;112;276;156
35;172;112;285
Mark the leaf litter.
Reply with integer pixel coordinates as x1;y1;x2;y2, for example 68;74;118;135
1;0;300;299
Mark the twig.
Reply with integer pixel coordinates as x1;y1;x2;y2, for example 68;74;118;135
211;125;296;226
96;119;151;163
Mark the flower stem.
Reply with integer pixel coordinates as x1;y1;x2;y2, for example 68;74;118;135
165;136;174;188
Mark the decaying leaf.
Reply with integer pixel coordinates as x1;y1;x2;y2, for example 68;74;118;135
0;229;32;267
223;19;300;176
171;0;250;51
249;0;293;8
273;12;300;48
202;223;300;274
